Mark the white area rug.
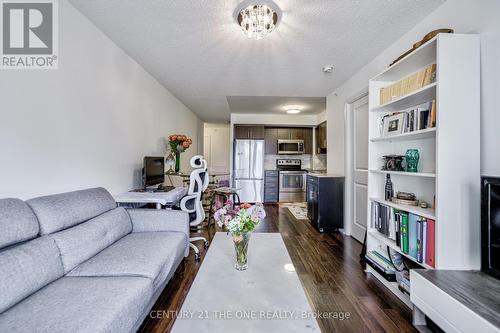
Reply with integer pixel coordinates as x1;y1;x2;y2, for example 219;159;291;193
280;202;309;220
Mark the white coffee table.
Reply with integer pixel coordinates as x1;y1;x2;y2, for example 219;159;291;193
171;232;321;332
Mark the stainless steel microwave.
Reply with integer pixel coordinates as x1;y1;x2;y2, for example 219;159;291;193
277;139;304;155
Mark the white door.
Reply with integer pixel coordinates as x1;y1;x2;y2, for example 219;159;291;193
351;95;369;242
204;126;230;174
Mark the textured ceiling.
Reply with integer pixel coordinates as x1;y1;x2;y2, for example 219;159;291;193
69;0;444;122
227;96;325;114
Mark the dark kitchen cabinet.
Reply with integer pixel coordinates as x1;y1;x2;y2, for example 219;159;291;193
234;125;265;139
277;128;290;140
304;128;313;154
316;121;327;154
250;126;265;139
307;174;344;232
264;128;278;154
264;170;279;203
234;125;249;139
290;128;305;140
264;127;313;154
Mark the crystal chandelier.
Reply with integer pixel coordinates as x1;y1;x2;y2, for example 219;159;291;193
237;4;278;40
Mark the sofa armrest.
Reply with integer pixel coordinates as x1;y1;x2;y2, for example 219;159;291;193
126;209;189;237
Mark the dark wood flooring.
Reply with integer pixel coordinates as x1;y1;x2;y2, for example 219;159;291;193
138;204;416;333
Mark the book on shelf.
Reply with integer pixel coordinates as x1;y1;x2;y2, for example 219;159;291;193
408;213;418;258
365;249;397;282
371;201;435;267
379;63;437;105
425;219;436;267
379;99;435;139
430;99;437;127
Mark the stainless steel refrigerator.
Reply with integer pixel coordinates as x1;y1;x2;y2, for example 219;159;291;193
233;139;264;203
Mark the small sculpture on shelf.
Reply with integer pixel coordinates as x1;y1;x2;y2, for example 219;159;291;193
382;155;405;171
392;191;418;206
385;174;394;201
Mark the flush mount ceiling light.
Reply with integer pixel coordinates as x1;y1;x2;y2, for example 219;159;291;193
284;105;303;114
235;1;280;40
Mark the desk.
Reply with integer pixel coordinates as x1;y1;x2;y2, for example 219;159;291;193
165;173;190;187
114;187;187;209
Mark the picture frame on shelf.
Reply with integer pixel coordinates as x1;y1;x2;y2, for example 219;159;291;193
382;113;404;137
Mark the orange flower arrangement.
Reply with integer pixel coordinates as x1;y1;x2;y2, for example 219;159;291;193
168;134;192;153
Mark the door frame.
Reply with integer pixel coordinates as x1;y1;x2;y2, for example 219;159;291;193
343;89;368;239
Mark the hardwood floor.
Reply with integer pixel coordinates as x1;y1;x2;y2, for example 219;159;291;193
138;204;416;333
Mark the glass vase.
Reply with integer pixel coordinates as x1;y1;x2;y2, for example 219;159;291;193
165;152;176;174
175;151;181;173
405;149;420;172
232;232;251;270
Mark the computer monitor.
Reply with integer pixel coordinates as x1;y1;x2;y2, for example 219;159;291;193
143;156;165;188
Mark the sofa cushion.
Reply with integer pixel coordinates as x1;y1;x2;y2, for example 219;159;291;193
0;276;153;333
68;231;187;290
0;198;39;249
50;207;132;273
0;236;64;314
27;187;116;235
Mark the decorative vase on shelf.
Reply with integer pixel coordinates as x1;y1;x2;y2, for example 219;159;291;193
232;232;251;271
405;149;420;172
175;151;181;173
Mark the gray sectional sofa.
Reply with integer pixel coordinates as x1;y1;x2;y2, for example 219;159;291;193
0;187;190;333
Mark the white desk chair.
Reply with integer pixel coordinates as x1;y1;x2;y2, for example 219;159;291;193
179;155;210;260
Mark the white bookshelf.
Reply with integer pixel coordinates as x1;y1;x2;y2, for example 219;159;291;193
366;34;480;308
370;127;436;143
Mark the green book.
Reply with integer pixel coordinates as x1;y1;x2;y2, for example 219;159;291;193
400;213;409;254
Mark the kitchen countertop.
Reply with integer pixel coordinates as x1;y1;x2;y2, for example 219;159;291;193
307;172;344;178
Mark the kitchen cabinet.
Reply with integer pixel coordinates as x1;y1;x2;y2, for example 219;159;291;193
290;128;305;140
277;128;290;140
264;170;279;203
315;121;327;154
264;128;278;154
304;128;313;154
265;127;313;154
306;174;344;232
234;125;265;139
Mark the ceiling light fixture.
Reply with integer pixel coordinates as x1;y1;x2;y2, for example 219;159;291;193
284;105;303;114
237;3;278;40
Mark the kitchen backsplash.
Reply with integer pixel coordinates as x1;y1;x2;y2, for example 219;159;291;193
264;154;312;170
264;154;327;171
312;154;327;171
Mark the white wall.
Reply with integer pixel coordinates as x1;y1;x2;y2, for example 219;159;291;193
327;0;500;177
0;0;200;199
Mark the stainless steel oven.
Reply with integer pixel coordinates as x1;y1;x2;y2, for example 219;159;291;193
279;170;307;202
277;139;304;155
